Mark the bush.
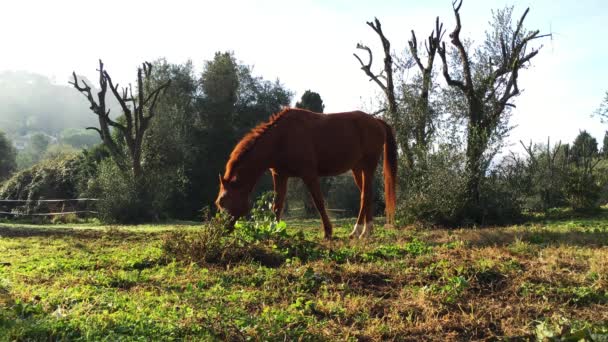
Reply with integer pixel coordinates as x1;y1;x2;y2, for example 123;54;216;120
396;145;524;227
91;159;178;223
161;212;232;264
564;167;601;211
396;147;468;226
162;192;314;267
0;153;96;216
476;170;524;225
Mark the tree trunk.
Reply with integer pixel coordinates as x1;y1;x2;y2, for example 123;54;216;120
463;100;487;221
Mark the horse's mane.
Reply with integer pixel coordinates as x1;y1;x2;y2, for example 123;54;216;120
224;107;292;180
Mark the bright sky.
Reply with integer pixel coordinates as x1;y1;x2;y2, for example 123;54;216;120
2;0;607;152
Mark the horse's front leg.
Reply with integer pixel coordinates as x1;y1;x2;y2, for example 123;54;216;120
303;176;333;240
271;171;288;220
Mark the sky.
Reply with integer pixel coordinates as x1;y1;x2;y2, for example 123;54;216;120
1;0;607;153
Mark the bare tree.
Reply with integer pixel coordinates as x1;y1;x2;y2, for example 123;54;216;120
354;18;414;169
70;60;170;180
407;17;445;153
437;0;544;212
355;17;446;169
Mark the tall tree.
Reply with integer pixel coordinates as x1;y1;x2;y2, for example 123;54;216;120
406;18;444;156
602;131;608;157
0;131;17;182
355;17;446;170
437;1;543;217
141;59;200;218
70;60;171;181
571;130;598;168
566;131;601;210
354;18;413;169
194;52;292;215
295;90;325;113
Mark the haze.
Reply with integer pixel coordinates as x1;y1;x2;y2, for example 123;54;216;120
1;0;607;150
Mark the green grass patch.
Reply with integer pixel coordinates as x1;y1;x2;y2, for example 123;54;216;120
1;211;607;340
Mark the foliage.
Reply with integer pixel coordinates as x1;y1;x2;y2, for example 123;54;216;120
0;153;95;205
234;192;288;242
295;90;325;113
91;159;177;223
396;145;468;226
139;53;292;220
437;5;543;220
161;211;232;264
0;131;16;182
162;192;290;266
505;131;605;213
59;128;100;149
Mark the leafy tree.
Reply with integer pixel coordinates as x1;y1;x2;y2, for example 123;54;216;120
30;133;50;156
0;131;17;182
135;53;292;219
437;2;543;220
195;52;292;214
295;90;324;113
70;60;171;222
571;130;598;167
142;59;200;218
354;18;444;171
595;91;608;123
60;128;101;149
565;131;600;210
602;131;608;157
519;138;570;210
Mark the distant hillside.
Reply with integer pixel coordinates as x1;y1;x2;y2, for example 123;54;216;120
0;71;117;138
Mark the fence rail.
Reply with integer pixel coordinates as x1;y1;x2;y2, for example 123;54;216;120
0;198;99;217
0;198;99;203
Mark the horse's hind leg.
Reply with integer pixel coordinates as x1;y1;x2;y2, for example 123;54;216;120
358;166;377;239
302;176;333;240
271;171;288;220
349;169;365;239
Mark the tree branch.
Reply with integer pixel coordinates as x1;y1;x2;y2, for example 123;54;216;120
353;44;388;93
437;42;466;90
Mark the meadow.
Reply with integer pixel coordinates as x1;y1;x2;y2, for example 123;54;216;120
1;212;607;341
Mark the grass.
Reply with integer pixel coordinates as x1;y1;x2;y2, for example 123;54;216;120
1;214;607;340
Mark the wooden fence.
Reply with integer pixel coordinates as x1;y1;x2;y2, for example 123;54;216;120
0;198;99;217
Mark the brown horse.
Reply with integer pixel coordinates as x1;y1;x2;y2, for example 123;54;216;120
215;108;397;239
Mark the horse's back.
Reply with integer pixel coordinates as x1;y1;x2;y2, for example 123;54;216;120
277;109;386;175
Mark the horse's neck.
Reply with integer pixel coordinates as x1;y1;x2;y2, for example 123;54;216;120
232;131;277;193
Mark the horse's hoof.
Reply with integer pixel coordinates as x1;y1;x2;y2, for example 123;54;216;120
350;224;363;239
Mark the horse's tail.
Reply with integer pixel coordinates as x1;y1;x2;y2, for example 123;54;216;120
380;119;397;226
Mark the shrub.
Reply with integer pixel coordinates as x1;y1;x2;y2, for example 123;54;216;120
92;159;177;223
564;167;601;211
161;212;232;264
0;153;96;216
162;192;294;266
396;146;468;226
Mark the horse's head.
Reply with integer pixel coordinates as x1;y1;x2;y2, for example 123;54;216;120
215;174;250;223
